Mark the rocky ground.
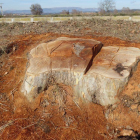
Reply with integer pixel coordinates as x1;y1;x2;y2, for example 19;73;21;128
1;18;140;55
0;19;140;140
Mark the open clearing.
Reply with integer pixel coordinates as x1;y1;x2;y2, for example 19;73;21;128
0;19;140;140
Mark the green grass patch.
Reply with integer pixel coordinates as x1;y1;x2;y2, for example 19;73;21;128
33;17;49;21
20;18;30;21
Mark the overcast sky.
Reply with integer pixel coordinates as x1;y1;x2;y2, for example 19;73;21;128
1;0;140;10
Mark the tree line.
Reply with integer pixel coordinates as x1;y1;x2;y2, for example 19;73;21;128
30;1;140;16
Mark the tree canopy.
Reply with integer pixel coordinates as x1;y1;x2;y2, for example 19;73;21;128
98;0;115;13
30;4;43;15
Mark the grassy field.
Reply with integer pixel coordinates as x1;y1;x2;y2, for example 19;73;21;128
1;16;140;23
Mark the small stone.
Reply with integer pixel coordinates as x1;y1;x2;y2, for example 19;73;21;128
119;129;134;136
130;104;138;110
13;47;16;51
126;126;132;130
4;72;8;75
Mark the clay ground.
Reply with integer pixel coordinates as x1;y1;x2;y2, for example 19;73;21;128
0;19;140;140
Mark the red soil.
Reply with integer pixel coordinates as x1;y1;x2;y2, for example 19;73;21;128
0;33;140;139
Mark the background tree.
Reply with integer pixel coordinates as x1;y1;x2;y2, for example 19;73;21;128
122;7;131;14
61;10;69;15
30;4;43;15
98;1;105;14
98;9;106;15
98;0;115;13
113;9;118;14
71;9;81;15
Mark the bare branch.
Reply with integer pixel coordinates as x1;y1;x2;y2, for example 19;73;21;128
98;0;115;14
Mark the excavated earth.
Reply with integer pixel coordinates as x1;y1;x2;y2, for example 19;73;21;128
1;33;140;140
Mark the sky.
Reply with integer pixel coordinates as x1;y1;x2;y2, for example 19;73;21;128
0;0;140;10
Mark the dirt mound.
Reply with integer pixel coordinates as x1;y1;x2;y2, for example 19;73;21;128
1;33;140;139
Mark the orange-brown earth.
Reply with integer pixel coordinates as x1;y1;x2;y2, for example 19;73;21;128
0;32;140;140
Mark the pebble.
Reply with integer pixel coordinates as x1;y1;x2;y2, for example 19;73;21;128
119;129;134;137
130;104;138;110
4;72;8;75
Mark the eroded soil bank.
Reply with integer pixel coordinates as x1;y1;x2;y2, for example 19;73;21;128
0;33;140;139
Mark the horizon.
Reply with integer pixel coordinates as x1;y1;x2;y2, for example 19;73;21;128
3;7;140;12
1;0;140;11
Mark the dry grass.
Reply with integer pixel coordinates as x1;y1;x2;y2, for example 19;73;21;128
1;18;140;55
